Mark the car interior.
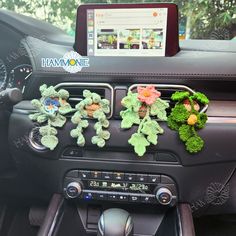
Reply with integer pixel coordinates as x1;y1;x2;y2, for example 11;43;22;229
0;2;236;236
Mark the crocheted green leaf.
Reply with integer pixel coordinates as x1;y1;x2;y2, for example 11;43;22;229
93;110;104;120
192;92;209;105
70;129;79;138
156;109;168;121
99;119;109;128
167;115;181;131
171;91;190;102
141;120;163;145
58;89;69;99
141;120;164;135
91;136;106;147
51;114;66;127
196;113;208;129
121;92;141;112
150;98;169;116
147;134;158;145
179;124;194;142
83;98;93;106
83;90;92;98
92;93;102;103
31;99;41;109
41;86;58;98
100;102;110;114
29;112;41;121
80;119;89;128
71;111;82;124
39;126;57;136
37;114;48;123
120;109;140;129
59;103;74;115
77;134;85;146
186;136;204;153
41;135;58;150
171;104;190;122
128;133;150;157
97;130;110;140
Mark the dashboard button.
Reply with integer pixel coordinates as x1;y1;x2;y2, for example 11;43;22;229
83;192;94;200
79;170;90;179
91;171;101;179
102;172;113;180
95;193;107;200
140;195;155;204
129;195;140;202
136;174;148;182
113;172;124;181
148;175;160;183
125;173;136;182
117;195;128;202
108;194;118;201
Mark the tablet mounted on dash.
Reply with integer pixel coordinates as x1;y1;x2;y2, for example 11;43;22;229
74;3;179;57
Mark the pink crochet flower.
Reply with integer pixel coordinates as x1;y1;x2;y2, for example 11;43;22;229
137;86;161;105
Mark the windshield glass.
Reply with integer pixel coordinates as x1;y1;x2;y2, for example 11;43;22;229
1;0;236;40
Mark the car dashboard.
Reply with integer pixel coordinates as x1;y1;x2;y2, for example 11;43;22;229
1;11;236;236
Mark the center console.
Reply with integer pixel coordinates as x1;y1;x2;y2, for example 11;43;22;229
63;169;177;206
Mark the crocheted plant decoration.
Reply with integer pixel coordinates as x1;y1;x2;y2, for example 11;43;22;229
29;84;74;150
70;90;110;147
120;85;169;157
167;91;209;153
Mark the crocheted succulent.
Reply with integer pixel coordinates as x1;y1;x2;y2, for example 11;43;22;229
167;91;209;153
120;85;169;157
29;84;74;150
70;90;110;148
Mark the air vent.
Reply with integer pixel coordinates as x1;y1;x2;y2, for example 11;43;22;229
29;126;46;151
55;83;114;118
128;84;208;114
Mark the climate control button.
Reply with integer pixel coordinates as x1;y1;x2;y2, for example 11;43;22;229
155;187;173;205
66;182;83;198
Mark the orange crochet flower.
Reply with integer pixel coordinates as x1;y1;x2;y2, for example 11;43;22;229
137;86;161;105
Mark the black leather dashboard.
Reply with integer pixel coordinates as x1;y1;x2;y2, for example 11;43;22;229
7;35;236;216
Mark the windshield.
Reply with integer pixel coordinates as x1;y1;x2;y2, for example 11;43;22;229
1;0;236;40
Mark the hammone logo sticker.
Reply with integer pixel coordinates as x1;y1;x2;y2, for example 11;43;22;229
41;51;89;73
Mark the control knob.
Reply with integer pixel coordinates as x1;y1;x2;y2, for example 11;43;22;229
155;187;173;205
66;181;83;198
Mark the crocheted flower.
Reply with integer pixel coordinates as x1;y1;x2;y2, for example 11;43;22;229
137;86;161;105
44;97;60;114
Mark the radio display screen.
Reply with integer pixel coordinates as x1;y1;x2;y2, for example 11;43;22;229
87;180;155;194
86;8;167;57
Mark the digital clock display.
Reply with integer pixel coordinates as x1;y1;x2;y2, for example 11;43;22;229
87;180;155;194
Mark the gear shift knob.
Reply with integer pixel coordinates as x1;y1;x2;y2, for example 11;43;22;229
98;208;133;236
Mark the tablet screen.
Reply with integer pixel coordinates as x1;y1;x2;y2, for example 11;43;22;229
86;8;168;56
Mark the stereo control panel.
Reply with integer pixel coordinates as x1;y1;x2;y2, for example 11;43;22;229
63;170;177;206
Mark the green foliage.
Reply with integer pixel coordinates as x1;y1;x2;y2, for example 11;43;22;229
120;88;168;157
171;91;190;102
128;133;150;157
120;110;140;129
171;104;190;123
192;92;209;105
168;90;209;154
179;124;193;142
71;90;110;148
29;84;73;150
186;136;204;153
